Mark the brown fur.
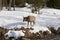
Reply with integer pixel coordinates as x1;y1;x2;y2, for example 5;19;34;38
23;16;35;26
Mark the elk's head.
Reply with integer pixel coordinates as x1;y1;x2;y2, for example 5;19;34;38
23;17;28;22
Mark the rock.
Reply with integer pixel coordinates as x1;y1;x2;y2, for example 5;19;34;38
48;27;57;35
20;27;25;30
57;27;60;34
22;38;30;40
30;27;34;30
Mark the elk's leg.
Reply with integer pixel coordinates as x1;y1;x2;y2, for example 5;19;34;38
30;22;33;27
31;21;35;26
33;21;35;24
33;22;34;26
30;22;32;26
27;22;29;27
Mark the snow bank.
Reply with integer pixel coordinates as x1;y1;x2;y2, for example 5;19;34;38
30;26;51;33
0;10;37;29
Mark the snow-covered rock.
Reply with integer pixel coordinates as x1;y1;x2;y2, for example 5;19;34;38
5;30;25;39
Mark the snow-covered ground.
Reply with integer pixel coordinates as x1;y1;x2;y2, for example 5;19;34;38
0;7;60;33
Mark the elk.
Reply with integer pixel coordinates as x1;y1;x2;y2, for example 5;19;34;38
23;16;35;26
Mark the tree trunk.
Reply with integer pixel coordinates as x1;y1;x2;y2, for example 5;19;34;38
1;0;4;10
5;0;8;9
0;0;3;10
13;0;15;11
8;0;12;11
